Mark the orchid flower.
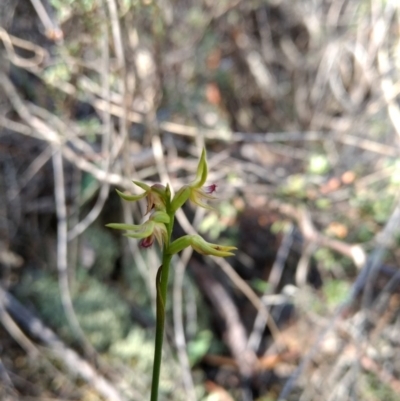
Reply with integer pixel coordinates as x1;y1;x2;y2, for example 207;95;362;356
116;182;166;215
171;148;217;212
106;211;169;248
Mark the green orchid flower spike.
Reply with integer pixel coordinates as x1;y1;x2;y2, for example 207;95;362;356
107;148;236;401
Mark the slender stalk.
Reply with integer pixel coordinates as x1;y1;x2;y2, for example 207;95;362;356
150;207;174;401
150;264;166;401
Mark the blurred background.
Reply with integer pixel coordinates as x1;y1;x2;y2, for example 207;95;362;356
1;0;400;400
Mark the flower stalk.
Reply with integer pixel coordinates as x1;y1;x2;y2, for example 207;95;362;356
107;148;236;401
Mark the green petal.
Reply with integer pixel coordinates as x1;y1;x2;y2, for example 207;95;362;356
208;243;237;252
116;189;146;202
124;232;150;239
106;223;143;230
191;148;208;188
133;181;151;192
171;186;190;212
191;235;236;257
122;221;155;238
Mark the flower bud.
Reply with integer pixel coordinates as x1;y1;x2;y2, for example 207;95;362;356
167;235;192;255
168;235;236;257
151;211;170;224
191;148;208;188
171;186;191;212
190;235;237;257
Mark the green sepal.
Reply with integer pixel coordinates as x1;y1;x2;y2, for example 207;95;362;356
171;186;190;212
106;223;143;230
165;184;171;203
115;189;146;202
191;235;236;257
168;234;237;257
168;235;192;255
191;148;208;188
122;221;155;238
133;181;151;192
151;211;170;224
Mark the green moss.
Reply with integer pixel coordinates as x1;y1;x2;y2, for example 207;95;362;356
16;270;131;351
111;327;191;400
323;280;350;309
361;372;399;401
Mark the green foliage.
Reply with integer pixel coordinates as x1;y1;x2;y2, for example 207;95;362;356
76;118;101;142
354;223;375;243
352;193;396;224
50;0;99;19
308;154;330;175
42;63;72;86
110;328;154;368
80;173;101;205
250;278;271;293
371;196;396;224
314;248;354;274
314;248;337;271
270;220;289;234
111;327;191;400
390;159;400;184
16;271;131;351
187;330;213;366
187;7;208;29
361;372;400;401
315;197;332;210
323;280;350;309
280;175;307;199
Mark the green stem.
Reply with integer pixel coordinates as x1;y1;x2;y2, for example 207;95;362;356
150;209;174;401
